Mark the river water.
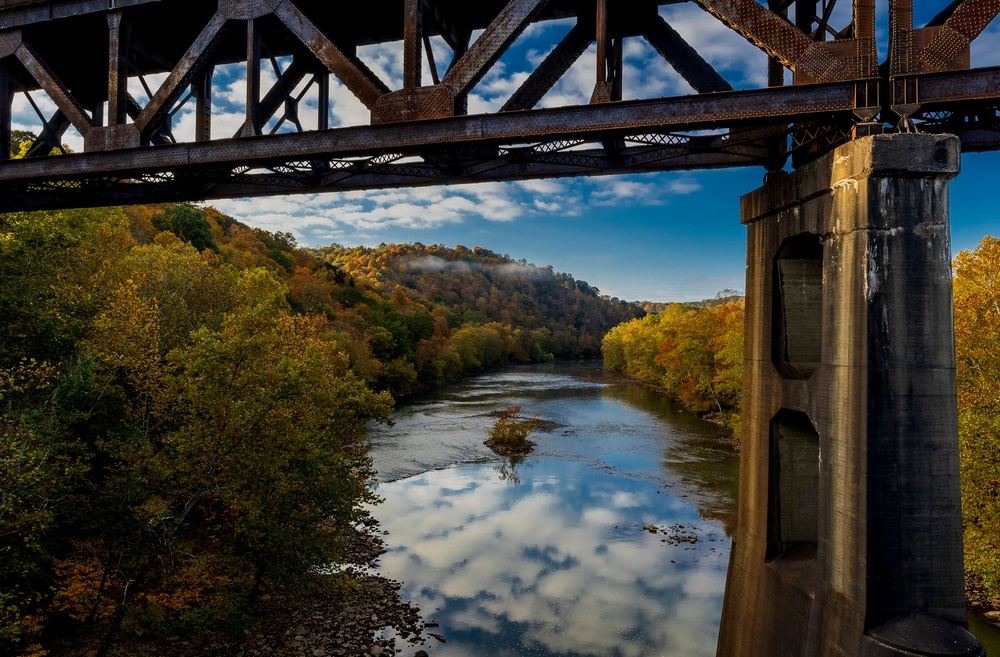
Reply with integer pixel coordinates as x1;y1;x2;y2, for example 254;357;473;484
366;360;1000;656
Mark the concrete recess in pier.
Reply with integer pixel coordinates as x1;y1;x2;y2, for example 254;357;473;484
772;234;824;379
767;409;819;560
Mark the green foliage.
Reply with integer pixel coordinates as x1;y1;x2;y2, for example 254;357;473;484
485;406;541;456
152;204;219;253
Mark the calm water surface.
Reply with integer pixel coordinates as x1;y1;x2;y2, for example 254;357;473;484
368;361;738;657
366;360;1000;656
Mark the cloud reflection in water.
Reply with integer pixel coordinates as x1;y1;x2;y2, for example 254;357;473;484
375;460;728;657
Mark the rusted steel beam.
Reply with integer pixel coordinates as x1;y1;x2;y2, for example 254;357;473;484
695;0;877;83
440;0;549;97
592;0;609;103
106;12;126;126
889;0;913;76
207;151;765;194
797;0;818;34
903;64;1000;105
133;9;227;142
404;0;422;90
0;0;159;30
609;35;622;102
234;56;311;138
375;0;554;124
193;66;212;142
24;107;68;157
501;22;591;112
949;127;1000;152
641;15;733;93
0;141;777;211
315;70;328;130
0;60;9;159
14;39;92;136
0;81;863;184
889;0;999;78
694;0;815;71
274;0;389;108
920;0;1000;71
424;33;440;85
242;18;262;138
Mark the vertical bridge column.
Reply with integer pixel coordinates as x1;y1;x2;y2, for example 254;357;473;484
718;134;984;657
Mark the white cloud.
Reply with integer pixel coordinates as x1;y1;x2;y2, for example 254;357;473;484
210;169;701;249
667;176;703;195
373;465;728;657
591;178;669;206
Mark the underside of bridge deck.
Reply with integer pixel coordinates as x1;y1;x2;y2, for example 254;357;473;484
0;0;997;210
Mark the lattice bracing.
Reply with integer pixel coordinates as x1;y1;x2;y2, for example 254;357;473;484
0;0;997;209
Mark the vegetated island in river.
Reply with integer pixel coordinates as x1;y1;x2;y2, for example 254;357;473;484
484;405;566;456
0;201;644;656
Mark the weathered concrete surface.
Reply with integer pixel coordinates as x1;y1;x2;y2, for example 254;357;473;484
717;134;984;657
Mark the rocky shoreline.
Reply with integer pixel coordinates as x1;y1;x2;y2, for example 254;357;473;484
966;572;1000;629
73;520;435;657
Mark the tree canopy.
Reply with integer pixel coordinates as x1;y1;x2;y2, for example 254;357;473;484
0;202;644;655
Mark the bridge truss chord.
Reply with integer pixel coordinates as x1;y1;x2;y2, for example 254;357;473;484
0;0;998;210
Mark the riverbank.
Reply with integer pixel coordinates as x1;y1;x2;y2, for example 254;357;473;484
68;520;432;657
967;573;1000;628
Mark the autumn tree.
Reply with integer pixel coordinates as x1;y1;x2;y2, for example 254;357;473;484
602;297;744;435
953;235;1000;598
1;207;394;655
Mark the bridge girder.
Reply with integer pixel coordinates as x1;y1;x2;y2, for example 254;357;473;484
0;0;997;210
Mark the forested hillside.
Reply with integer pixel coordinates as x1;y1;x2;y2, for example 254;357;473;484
137;205;641;396
322;242;642;369
602;237;1000;605
0;203;641;655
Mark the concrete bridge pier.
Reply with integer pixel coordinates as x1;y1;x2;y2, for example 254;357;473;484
717;134;985;657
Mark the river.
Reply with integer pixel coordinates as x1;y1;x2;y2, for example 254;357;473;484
366;360;1000;656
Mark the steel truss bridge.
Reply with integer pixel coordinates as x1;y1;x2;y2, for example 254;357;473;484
0;0;999;210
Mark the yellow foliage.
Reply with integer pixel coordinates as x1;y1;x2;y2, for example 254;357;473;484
953;236;1000;598
51;555;119;622
602;298;744;433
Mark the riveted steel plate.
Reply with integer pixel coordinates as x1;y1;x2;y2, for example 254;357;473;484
372;85;456;125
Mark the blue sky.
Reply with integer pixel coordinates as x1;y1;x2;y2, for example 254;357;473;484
14;1;1000;302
